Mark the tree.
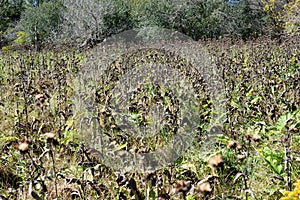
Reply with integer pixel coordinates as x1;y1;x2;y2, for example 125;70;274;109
17;0;64;50
61;0;132;45
58;0;270;46
0;0;24;31
0;0;25;46
262;0;300;36
219;0;268;39
281;0;300;35
166;0;267;39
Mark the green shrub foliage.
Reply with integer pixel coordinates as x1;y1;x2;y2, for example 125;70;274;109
60;0;268;43
18;0;64;44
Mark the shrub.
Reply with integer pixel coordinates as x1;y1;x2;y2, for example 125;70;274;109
60;0;268;43
17;0;64;44
262;0;300;36
14;31;28;45
61;0;132;43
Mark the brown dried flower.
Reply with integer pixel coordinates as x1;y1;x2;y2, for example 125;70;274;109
251;134;261;142
172;180;192;194
196;182;212;193
236;145;243;151
35;94;45;102
209;154;223;168
18;142;29;153
237;154;246;161
43;132;58;145
228;140;237;148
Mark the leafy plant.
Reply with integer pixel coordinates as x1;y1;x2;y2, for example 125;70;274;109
262;146;285;176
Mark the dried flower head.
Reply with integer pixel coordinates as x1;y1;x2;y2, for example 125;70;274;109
43;132;58;145
43;132;55;140
228;140;237;148
196;182;212;193
18;142;29;153
172;180;192;194
289;127;298;133
237;154;246;161
209;154;223;168
236;145;243;151
116;150;126;157
251;134;261;142
35;94;45;102
245;134;252;140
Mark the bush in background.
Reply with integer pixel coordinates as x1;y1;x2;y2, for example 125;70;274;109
263;0;300;37
17;0;64;50
60;0;132;45
59;0;268;44
2;0;292;49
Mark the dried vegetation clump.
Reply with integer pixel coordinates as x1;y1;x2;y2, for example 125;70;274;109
0;36;299;199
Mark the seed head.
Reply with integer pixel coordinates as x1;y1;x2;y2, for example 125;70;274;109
172;180;191;194
245;134;252;140
35;94;45;102
209;154;223;168
18;142;29;153
43;132;58;145
251;134;261;142
236;154;246;161
236;145;243;151
196;182;212;193
228;140;237;149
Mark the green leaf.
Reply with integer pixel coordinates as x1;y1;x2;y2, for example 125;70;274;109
65;119;74;132
276;112;293;131
294;122;300;129
114;143;127;151
230;100;240;109
186;195;195;200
